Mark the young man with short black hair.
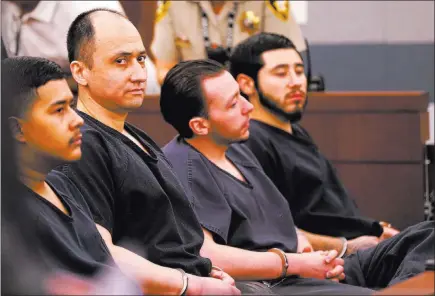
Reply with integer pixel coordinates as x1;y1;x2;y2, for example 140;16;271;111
2;56;141;294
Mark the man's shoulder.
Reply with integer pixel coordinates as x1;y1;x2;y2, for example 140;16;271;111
228;143;263;169
246;120;276;148
57;120;118;177
292;123;315;142
79;115;128;150
125;122;164;155
79;121;113;150
46;170;83;200
163;136;194;157
162;136;196;170
249;120;271;135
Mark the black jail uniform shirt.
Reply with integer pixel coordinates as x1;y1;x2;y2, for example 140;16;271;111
163;136;298;253
57;111;211;276
243;120;383;239
27;170;117;276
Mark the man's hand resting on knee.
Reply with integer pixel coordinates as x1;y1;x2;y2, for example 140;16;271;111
209;267;236;286
346;236;380;255
286;250;345;281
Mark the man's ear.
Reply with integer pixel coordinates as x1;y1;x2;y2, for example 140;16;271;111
236;73;256;97
70;61;88;86
188;117;209;137
8;117;26;143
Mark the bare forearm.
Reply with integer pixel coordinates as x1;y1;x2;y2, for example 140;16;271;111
96;224;184;295
109;245;184;295
298;229;343;252
201;239;283;281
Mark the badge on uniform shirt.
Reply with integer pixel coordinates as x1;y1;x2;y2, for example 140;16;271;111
239;10;261;35
174;35;191;48
155;0;171;23
266;0;289;21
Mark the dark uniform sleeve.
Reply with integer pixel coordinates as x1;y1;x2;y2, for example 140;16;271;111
187;157;233;244
57;130;118;234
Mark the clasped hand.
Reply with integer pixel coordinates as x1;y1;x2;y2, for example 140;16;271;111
291;250;345;282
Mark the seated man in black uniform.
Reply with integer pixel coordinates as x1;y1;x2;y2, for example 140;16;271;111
2;56;142;294
161;59;434;293
229;32;400;254
56;8;242;295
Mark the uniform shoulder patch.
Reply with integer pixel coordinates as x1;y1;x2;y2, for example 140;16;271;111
266;0;289;21
156;0;171;23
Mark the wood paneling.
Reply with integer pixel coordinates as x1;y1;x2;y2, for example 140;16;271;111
302;113;423;162
333;163;424;228
300;92;429;229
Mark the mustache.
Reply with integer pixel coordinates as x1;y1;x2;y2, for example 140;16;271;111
286;88;306;98
68;131;82;145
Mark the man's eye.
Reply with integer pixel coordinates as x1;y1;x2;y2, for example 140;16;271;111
137;56;146;63
116;58;127;64
275;72;287;77
55;107;65;114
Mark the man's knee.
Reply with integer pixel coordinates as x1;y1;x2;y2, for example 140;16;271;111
235;281;275;295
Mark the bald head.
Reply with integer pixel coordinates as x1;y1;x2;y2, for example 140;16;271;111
90;10;143;53
67;8;130;68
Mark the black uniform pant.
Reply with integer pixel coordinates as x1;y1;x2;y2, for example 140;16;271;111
236;221;434;295
237;278;373;295
343;220;434;288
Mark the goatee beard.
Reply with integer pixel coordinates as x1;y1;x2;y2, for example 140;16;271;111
257;89;306;124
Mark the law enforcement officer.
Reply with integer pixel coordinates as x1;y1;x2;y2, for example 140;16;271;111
151;0;306;84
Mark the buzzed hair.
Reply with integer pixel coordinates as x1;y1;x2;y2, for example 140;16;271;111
67;8;126;67
1;57;66;118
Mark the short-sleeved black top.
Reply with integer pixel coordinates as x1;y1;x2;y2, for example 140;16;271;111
57;111;211;276
243;120;383;239
28;170;116;275
163;136;298;253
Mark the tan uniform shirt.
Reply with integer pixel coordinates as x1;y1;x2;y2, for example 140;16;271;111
151;0;306;64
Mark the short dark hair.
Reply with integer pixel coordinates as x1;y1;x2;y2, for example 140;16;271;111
1;57;66;118
160;59;226;138
229;32;300;84
67;8;125;67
